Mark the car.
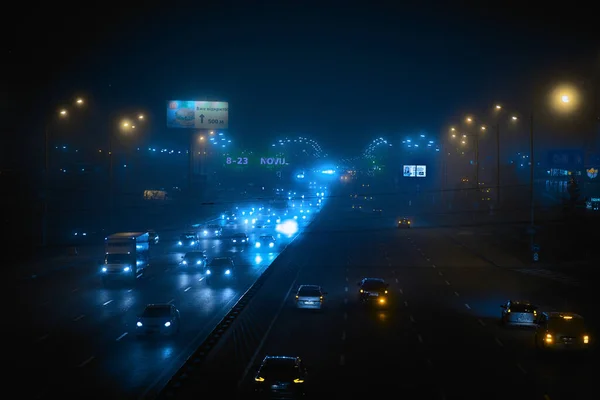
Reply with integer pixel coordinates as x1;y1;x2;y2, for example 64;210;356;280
372;208;383;214
231;232;249;246
253;356;308;398
358;278;389;307
500;300;538;326
397;217;411;228
255;235;276;250
254;219;271;228
178;232;198;247
295;285;326;309
201;224;222;238
180;251;207;268
222;211;237;222
135;304;180;337
351;204;363;211
534;312;590;351
148;230;159;244
205;257;235;282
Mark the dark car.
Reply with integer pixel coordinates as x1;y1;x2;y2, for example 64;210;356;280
205;257;235;283
231;232;249;246
179;251;207;268
178;232;198;247
254;356;308;399
397;217;411;228
255;235;276;250
358;278;389;307
135;304;180;337
148;230;159;244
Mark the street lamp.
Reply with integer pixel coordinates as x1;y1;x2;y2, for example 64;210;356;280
42;97;85;246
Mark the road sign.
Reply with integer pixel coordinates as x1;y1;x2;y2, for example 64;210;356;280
167;100;229;129
533;252;539;262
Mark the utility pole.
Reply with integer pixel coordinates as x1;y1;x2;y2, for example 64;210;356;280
42;125;50;247
108;132;114;232
474;131;480;191
529;112;535;250
496;121;501;206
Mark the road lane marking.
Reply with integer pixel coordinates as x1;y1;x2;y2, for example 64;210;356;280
34;334;49;344
444;280;450;285
454;291;460;297
516;363;526;374
168;299;175;304
116;332;128;341
339;355;345;366
341;331;346;341
344;312;348;320
426;359;432;368
399;288;403;294
477;319;486;326
409;315;415;323
78;356;95;368
103;300;113;306
395;278;399;283
417;248;421;251
73;314;85;322
417;334;423;343
344;286;348;292
345;277;348;282
432;264;436;268
72;288;79;292
404;301;409;307
344;298;348;305
464;303;471;309
184;287;191;292
495;337;504;347
438;271;443;276
127;289;133;292
198;277;204;282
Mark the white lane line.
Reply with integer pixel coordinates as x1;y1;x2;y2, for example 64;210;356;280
127;289;133;292
464;303;471;310
344;286;348;292
339;355;345;366
409;315;415;323
495;337;504;347
399;288;403;294
438;271;443;276
454;291;460;297
395;278;399;283
477;319;486;327
34;334;49;344
168;299;175;304
103;300;113;306
516;363;526;374
198;277;204;282
444;280;450;285
344;312;348;320
389;263;392;267
426;258;431;261
432;264;436;268
116;332;128;341
404;300;409;307
417;248;421;251
73;314;85;322
426;358;432;368
417;334;423;343
78;356;95;368
345;276;348;282
184;287;191;292
344;298;348;305
72;288;79;292
341;331;346;341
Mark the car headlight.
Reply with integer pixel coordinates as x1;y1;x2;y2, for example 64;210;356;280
225;269;231;275
269;242;274;247
233;239;237;242
255;242;261;248
203;231;208;235
177;241;182;245
182;260;187;265
196;260;202;265
191;241;196;245
206;269;211;275
164;321;171;327
123;266;130;272
101;267;107;272
136;321;142;327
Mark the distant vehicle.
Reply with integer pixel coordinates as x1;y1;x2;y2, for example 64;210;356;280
357;278;389;307
148;230;159;244
143;189;168;201
205;257;235;283
534;312;590;351
255;235;276;249
135;304;180;337
222;211;237;223
372;208;383;214
231;232;249;246
500;300;538;326
351;204;363;211
101;232;150;281
201;224;222;238
253;356;308;398
178;232;198;248
397;217;411;228
180;251;207;268
254;219;271;228
295;285;326;310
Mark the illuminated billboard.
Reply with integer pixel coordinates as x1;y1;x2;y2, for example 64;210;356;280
167;100;229;129
403;165;426;177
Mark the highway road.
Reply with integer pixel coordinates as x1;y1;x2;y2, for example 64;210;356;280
15;196;323;399
174;183;597;400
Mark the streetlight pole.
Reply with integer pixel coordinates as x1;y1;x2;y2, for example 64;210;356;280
42;125;50;247
529;112;535;248
474;131;480;191
496;121;501;206
108;131;114;232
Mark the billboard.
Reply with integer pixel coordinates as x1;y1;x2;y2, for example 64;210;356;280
167;100;229;129
403;165;426;177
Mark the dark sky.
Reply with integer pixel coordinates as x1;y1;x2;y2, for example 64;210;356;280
5;0;599;166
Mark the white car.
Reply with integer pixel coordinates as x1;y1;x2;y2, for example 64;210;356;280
295;285;326;309
500;300;538;326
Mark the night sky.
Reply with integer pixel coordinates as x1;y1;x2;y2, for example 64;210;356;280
5;0;599;166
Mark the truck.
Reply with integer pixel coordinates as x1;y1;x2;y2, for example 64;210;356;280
100;232;150;281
